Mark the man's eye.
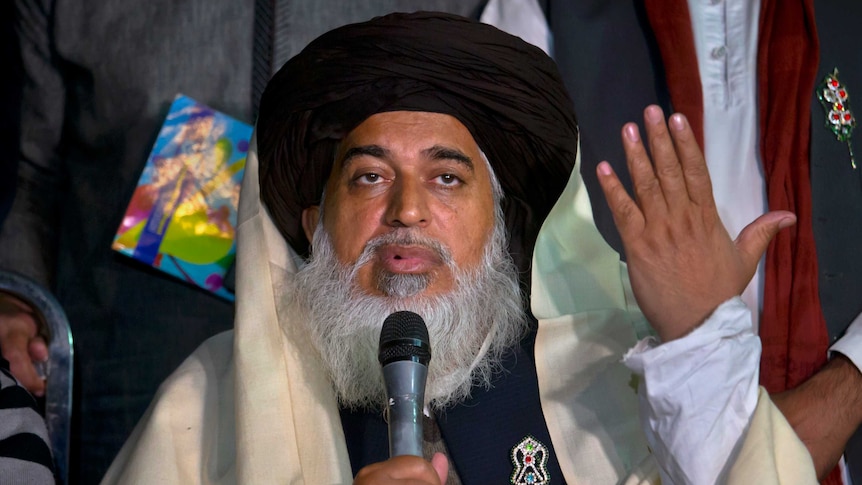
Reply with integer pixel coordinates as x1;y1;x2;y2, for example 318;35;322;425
356;173;382;184
435;174;461;186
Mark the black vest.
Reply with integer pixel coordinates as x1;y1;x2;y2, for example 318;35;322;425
339;327;567;484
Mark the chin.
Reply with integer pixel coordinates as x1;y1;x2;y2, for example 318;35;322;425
371;268;458;299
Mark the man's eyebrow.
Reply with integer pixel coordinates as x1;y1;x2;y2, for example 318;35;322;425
339;145;390;168
339;144;474;171
422;145;474;172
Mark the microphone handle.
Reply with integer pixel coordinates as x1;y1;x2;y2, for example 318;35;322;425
382;361;428;457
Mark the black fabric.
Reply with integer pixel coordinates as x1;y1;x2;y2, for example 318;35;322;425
339;405;389;475
257;12;579;287
0;383;40;412
0;0;21;227
339;326;565;484
251;0;275;119
809;2;862;481
0;433;54;471
547;0;671;259
809;0;862;353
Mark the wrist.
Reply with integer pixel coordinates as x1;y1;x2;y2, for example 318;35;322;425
828;353;862;426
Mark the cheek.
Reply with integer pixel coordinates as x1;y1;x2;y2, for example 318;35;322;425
447;202;496;264
323;200;383;263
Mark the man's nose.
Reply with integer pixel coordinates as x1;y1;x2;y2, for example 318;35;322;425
385;178;430;228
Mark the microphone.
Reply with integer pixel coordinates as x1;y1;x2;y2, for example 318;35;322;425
378;311;432;458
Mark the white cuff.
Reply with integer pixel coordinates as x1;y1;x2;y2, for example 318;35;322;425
623;297;761;485
829;311;862;372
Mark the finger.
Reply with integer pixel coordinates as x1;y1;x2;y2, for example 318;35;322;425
621;121;667;217
735;211;797;277
431;453;449;485
596;161;645;238
642;105;690;208
667;113;715;208
361;456;440;484
0;293;35;313
12;361;45;397
28;336;49;363
1;331;45;396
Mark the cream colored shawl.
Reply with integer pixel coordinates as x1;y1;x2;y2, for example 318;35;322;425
102;137;815;484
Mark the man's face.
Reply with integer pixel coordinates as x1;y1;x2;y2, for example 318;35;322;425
301;111;497;297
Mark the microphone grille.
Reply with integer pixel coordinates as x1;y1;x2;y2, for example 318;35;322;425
378;311;431;366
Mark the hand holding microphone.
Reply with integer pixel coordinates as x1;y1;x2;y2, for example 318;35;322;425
378;310;431;458
353;312;448;484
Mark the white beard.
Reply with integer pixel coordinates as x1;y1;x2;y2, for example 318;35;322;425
289;211;526;412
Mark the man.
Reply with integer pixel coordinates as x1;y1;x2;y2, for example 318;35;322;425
487;1;862;482
4;2;483;482
103;13;815;484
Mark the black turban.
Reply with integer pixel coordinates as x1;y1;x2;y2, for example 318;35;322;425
258;11;578;287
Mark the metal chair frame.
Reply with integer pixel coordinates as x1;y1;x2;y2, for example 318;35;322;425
0;271;73;485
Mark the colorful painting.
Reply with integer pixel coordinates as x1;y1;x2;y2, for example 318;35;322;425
112;94;251;301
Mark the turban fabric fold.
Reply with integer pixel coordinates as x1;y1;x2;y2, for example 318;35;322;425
257;11;578;286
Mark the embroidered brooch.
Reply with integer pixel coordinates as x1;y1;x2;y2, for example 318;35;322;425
510;435;549;485
817;68;857;168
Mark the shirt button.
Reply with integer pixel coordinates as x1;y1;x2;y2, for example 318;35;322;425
711;46;727;59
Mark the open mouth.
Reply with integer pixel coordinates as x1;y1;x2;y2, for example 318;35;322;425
377;244;443;273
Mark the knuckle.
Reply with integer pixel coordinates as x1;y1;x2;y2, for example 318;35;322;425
684;163;710;180
651;127;672;144
656;163;682;180
616;201;639;220
634;176;661;196
3;347;29;362
758;223;778;243
602;183;630;210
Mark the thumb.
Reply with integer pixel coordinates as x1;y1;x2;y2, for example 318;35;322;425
431;452;449;485
735;210;796;268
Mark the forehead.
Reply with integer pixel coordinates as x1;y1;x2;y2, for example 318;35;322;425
334;111;483;162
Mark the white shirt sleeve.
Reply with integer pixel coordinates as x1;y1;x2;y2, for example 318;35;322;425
623;297;761;485
829;311;862;372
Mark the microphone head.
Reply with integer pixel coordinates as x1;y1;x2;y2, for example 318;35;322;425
378;311;432;367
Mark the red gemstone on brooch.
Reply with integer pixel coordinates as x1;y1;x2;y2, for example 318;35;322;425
525;456;533;464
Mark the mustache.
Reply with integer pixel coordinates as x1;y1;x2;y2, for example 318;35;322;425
354;230;455;269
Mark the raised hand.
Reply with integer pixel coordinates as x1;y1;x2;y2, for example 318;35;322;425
596;105;796;341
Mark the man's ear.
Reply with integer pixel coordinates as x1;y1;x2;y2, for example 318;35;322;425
301;206;321;243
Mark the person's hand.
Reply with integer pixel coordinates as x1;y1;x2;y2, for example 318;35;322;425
596;105;796;341
354;453;449;485
0;292;48;396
